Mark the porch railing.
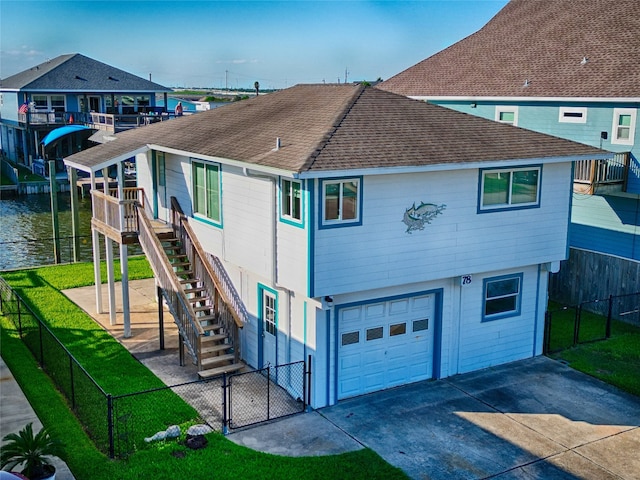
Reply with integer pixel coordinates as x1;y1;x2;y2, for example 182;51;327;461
170;197;245;363
19;110;178;132
135;203;204;362
91;188;145;240
574;152;629;192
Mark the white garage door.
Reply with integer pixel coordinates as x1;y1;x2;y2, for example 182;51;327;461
338;294;435;399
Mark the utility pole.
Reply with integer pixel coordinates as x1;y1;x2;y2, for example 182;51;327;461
345;67;349;84
225;70;228;91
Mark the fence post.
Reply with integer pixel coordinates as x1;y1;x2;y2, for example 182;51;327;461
543;311;551;354
69;355;76;410
16;292;23;338
267;365;271;422
222;373;229;435
306;354;312;411
606;295;613;339
107;394;114;459
573;304;581;347
38;318;44;366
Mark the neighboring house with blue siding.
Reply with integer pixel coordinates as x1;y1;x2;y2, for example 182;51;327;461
64;84;606;406
0;53;172;174
378;0;640;300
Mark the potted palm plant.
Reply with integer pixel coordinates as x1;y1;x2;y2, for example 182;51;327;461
1;423;63;480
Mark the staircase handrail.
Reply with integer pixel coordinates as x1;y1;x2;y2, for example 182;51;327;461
170;197;246;330
135;202;204;361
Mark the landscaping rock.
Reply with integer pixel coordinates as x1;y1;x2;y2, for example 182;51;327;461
186;424;213;436
144;425;181;442
185;434;208;450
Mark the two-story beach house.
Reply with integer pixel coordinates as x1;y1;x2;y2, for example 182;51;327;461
63;84;607;407
0;53;172;175
378;0;640;302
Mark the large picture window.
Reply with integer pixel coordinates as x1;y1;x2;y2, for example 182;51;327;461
321;178;362;227
479;166;541;212
482;274;522;321
192;160;221;225
281;178;302;224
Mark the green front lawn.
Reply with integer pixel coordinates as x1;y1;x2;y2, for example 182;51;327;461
1;260;408;480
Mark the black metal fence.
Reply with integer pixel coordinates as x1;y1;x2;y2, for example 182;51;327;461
0;279;112;453
0;278;311;459
544;292;639;354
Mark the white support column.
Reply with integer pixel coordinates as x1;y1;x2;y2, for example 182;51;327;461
90;173;103;314
117;161;131;338
102;167;117;325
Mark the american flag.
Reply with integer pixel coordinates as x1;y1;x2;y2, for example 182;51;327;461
18;103;28;114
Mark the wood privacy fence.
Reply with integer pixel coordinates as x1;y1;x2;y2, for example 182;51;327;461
549;248;640;310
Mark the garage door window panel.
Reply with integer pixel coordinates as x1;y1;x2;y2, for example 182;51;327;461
390;323;407;336
366;327;384;341
342;331;360;346
413;319;429;332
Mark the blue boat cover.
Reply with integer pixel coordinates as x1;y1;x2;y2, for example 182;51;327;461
41;125;93;146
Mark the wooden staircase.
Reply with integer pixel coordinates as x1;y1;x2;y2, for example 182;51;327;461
154;228;245;379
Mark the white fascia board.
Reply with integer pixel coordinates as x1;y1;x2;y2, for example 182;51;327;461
25;89;164;94
1;88;20;93
147;144;296;177
410;95;640;104
297;153;613;179
63;146;149;174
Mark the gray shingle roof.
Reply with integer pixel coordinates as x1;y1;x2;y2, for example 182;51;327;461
378;0;640;99
1;53;171;92
65;84;607;174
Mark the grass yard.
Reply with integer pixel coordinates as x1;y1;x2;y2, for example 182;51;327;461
546;301;640;397
0;260;408;480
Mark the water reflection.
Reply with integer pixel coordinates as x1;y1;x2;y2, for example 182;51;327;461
0;192;140;271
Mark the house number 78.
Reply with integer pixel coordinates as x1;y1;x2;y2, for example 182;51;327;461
461;275;472;286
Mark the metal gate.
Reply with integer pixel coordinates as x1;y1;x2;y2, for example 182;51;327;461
223;358;309;431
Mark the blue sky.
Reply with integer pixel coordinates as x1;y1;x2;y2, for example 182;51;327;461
1;1;508;89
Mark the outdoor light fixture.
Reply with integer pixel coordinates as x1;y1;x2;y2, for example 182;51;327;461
324;296;334;307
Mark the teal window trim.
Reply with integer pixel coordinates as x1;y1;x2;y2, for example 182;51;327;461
191;158;222;228
318;176;363;229
279;177;305;228
478;165;541;214
482;273;523;322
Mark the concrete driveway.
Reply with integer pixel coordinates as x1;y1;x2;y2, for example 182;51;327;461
231;356;640;479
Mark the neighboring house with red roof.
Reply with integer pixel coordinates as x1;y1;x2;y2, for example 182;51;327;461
0;53;172;175
64;84;607;407
378;0;640;301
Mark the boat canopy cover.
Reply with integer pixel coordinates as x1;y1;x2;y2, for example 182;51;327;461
41;125;94;146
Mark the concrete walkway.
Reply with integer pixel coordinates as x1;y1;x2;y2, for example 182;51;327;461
0;357;76;480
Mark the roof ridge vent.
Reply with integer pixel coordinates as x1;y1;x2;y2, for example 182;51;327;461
108;76;119;81
580;56;589;65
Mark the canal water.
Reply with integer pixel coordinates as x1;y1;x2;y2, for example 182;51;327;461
1;192;95;271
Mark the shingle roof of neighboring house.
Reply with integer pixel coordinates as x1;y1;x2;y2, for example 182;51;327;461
378;0;640;99
0;53;171;92
64;84;607;175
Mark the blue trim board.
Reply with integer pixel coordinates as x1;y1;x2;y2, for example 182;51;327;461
317;176;364;230
308;179;315;298
533;265;541;356
325;308;331;406
332;288;444;401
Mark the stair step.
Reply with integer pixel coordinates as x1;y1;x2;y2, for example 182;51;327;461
193;305;212;313
189;296;210;304
184;287;206;295
160;236;180;243
201;343;231;356
198;362;245;379
180;277;199;285
176;270;194;278
200;353;236;368
200;333;227;343
167;254;188;260
202;322;222;332
171;261;192;268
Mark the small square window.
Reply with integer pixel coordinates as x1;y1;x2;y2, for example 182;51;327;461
389;323;406;336
320;177;362;228
281;178;303;224
482;274;522;321
495;106;518;126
